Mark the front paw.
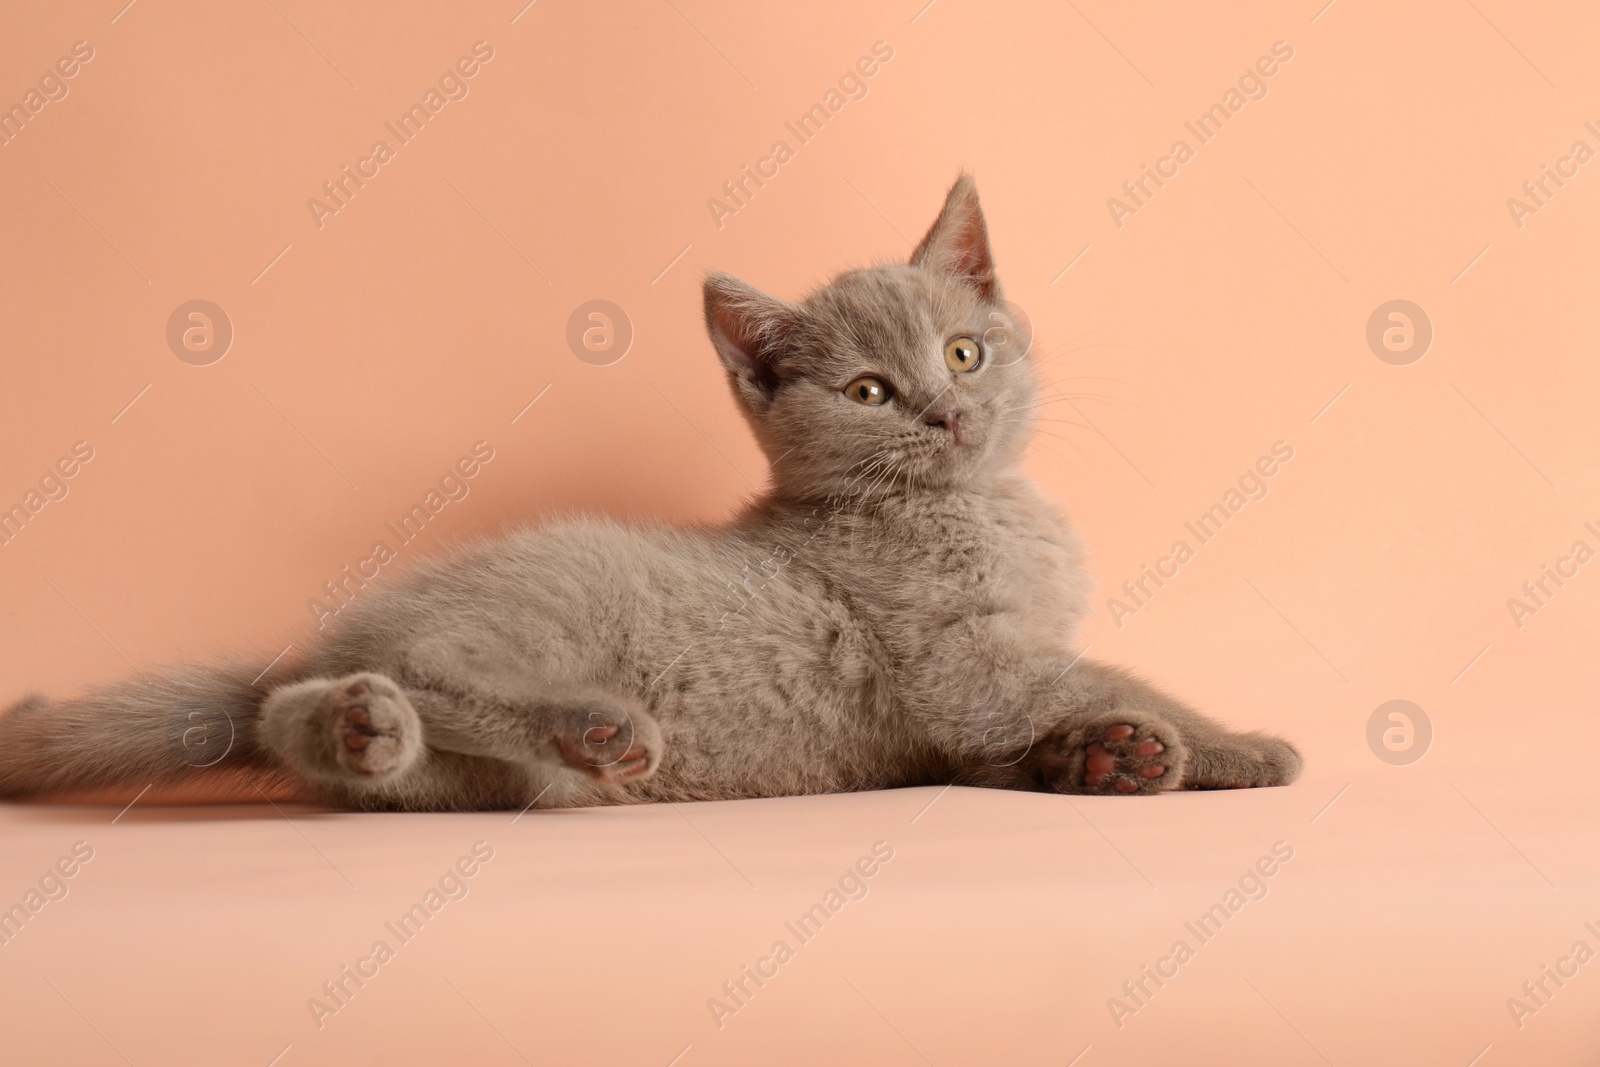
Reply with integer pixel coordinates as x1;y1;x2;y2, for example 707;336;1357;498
1184;732;1302;789
1032;711;1187;795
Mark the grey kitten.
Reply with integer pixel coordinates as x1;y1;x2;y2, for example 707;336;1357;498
0;175;1301;811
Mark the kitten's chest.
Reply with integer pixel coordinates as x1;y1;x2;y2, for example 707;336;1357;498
837;483;1089;629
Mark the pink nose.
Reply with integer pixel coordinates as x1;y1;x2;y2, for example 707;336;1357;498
926;410;963;438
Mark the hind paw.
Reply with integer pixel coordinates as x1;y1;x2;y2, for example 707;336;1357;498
551;697;662;785
263;672;424;784
322;674;421;780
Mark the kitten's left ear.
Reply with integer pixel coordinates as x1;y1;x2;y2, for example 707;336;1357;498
911;173;1000;300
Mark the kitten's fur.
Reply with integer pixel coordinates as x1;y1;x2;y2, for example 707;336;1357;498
0;176;1301;811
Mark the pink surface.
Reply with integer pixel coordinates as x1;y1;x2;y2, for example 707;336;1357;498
2;773;1596;1065
3;0;1599;1062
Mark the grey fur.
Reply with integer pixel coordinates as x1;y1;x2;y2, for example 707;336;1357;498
0;175;1301;811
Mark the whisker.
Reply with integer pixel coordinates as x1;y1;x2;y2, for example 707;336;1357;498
1033;323;1125;359
1024;427;1095;467
1036;342;1139;367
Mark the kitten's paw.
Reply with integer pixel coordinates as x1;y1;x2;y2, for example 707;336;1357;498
323;673;423;780
1184;732;1302;789
1036;711;1187;796
551;696;662;785
1255;735;1303;786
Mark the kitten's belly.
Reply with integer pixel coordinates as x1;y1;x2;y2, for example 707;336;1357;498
622;549;904;797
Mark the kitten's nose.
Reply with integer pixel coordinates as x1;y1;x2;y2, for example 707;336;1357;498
926;409;963;439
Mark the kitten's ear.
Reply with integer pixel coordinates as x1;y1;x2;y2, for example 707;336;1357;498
704;272;801;406
911;173;1000;300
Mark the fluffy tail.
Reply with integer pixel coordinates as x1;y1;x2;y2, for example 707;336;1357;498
0;662;279;800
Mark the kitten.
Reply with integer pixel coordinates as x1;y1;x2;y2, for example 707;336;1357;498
0;175;1301;811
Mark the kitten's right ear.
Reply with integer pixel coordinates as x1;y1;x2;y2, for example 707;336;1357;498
703;272;801;408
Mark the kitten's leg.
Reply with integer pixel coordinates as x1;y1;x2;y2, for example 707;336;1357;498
954;660;1301;796
1024;660;1302;794
409;686;663;787
390;631;663;788
261;672;662;803
258;672;603;811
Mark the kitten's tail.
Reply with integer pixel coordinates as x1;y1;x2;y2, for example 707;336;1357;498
0;662;279;800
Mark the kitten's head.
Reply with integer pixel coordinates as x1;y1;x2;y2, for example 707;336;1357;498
704;174;1037;502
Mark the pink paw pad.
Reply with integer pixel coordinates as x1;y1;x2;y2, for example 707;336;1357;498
341;704;378;750
315;673;419;780
556;718;653;782
1082;723;1171;793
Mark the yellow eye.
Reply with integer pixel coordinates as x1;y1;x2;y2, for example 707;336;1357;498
845;376;890;405
945;336;981;373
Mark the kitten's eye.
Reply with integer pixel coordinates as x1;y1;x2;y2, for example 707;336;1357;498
945;336;981;373
844;376;891;406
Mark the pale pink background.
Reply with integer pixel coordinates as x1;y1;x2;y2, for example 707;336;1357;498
2;0;1597;1063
